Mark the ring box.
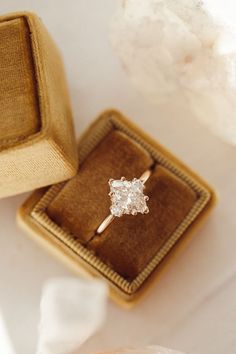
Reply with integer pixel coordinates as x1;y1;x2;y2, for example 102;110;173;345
18;110;217;306
0;12;77;198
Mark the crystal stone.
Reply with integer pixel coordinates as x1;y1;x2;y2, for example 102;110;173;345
109;177;149;217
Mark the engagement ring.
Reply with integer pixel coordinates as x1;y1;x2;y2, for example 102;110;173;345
96;170;151;234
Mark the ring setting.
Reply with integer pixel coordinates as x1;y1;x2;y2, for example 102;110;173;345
96;170;151;234
109;177;149;217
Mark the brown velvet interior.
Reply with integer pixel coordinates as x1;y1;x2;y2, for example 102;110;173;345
0;17;40;147
88;166;197;280
47;131;154;243
47;130;197;281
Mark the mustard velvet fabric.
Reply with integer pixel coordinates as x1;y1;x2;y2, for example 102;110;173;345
47;131;197;280
0;18;40;147
0;12;77;198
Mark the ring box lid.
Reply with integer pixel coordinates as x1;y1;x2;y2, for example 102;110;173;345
0;12;78;198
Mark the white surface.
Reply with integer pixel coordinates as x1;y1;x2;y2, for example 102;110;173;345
0;311;16;354
0;1;235;354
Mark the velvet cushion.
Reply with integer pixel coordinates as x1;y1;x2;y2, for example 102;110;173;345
88;166;197;280
47;130;154;242
0;17;40;147
47;130;197;280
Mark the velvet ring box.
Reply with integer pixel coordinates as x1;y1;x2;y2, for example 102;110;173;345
18;110;217;306
0;12;77;198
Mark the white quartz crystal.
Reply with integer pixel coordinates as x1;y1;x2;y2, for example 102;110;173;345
109;177;149;217
36;278;108;354
110;0;236;145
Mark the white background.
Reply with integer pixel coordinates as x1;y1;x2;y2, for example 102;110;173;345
0;1;236;354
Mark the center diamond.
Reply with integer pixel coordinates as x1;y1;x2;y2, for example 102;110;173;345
108;177;149;217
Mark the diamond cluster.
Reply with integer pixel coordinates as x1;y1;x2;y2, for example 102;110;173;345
108;177;149;217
